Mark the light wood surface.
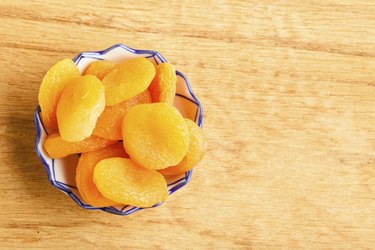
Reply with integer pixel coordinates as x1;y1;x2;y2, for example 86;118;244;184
1;1;375;249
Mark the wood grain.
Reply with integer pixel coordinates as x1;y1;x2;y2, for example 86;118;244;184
1;0;375;249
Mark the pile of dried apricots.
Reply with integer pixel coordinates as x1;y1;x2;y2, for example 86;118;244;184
38;57;207;208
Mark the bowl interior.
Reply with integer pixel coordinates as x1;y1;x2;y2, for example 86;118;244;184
34;44;203;215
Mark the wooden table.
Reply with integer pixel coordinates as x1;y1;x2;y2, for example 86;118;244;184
1;1;375;248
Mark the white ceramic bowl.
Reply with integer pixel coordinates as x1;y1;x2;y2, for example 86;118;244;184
34;44;203;215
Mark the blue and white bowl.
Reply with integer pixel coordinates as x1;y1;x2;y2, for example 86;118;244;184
34;44;203;215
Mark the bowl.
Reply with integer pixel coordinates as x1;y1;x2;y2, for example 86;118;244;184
34;44;203;215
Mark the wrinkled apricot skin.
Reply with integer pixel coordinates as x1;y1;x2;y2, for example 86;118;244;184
37;55;207;210
57;75;105;142
160;119;207;176
102;57;155;106
149;63;177;105
44;133;117;158
38;59;80;129
122;103;190;170
93;90;151;140
93;157;168;207
76;143;128;207
83;60;116;80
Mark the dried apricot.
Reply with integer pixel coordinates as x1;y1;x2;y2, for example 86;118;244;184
38;58;80;129
149;63;177;105
57;75;105;142
160;119;207;175
76;143;128;207
93;90;151;140
122;103;190;170
102;57;155;106
83;60;116;80
93;157;168;207
44;133;117;158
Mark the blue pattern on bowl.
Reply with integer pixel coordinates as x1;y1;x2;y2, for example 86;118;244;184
34;44;203;215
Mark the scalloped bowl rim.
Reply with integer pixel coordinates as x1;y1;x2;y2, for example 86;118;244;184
33;44;204;216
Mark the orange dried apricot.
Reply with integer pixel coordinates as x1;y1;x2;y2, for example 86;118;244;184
44;133;117;158
149;63;177;105
83;60;116;80
76;143;128;207
93;90;151;140
122;103;190;170
38;58;80;129
102;57;155;106
93;157;168;207
57;75;105;142
160;119;207;176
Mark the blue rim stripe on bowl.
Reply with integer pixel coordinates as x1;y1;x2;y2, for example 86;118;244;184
34;43;203;216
